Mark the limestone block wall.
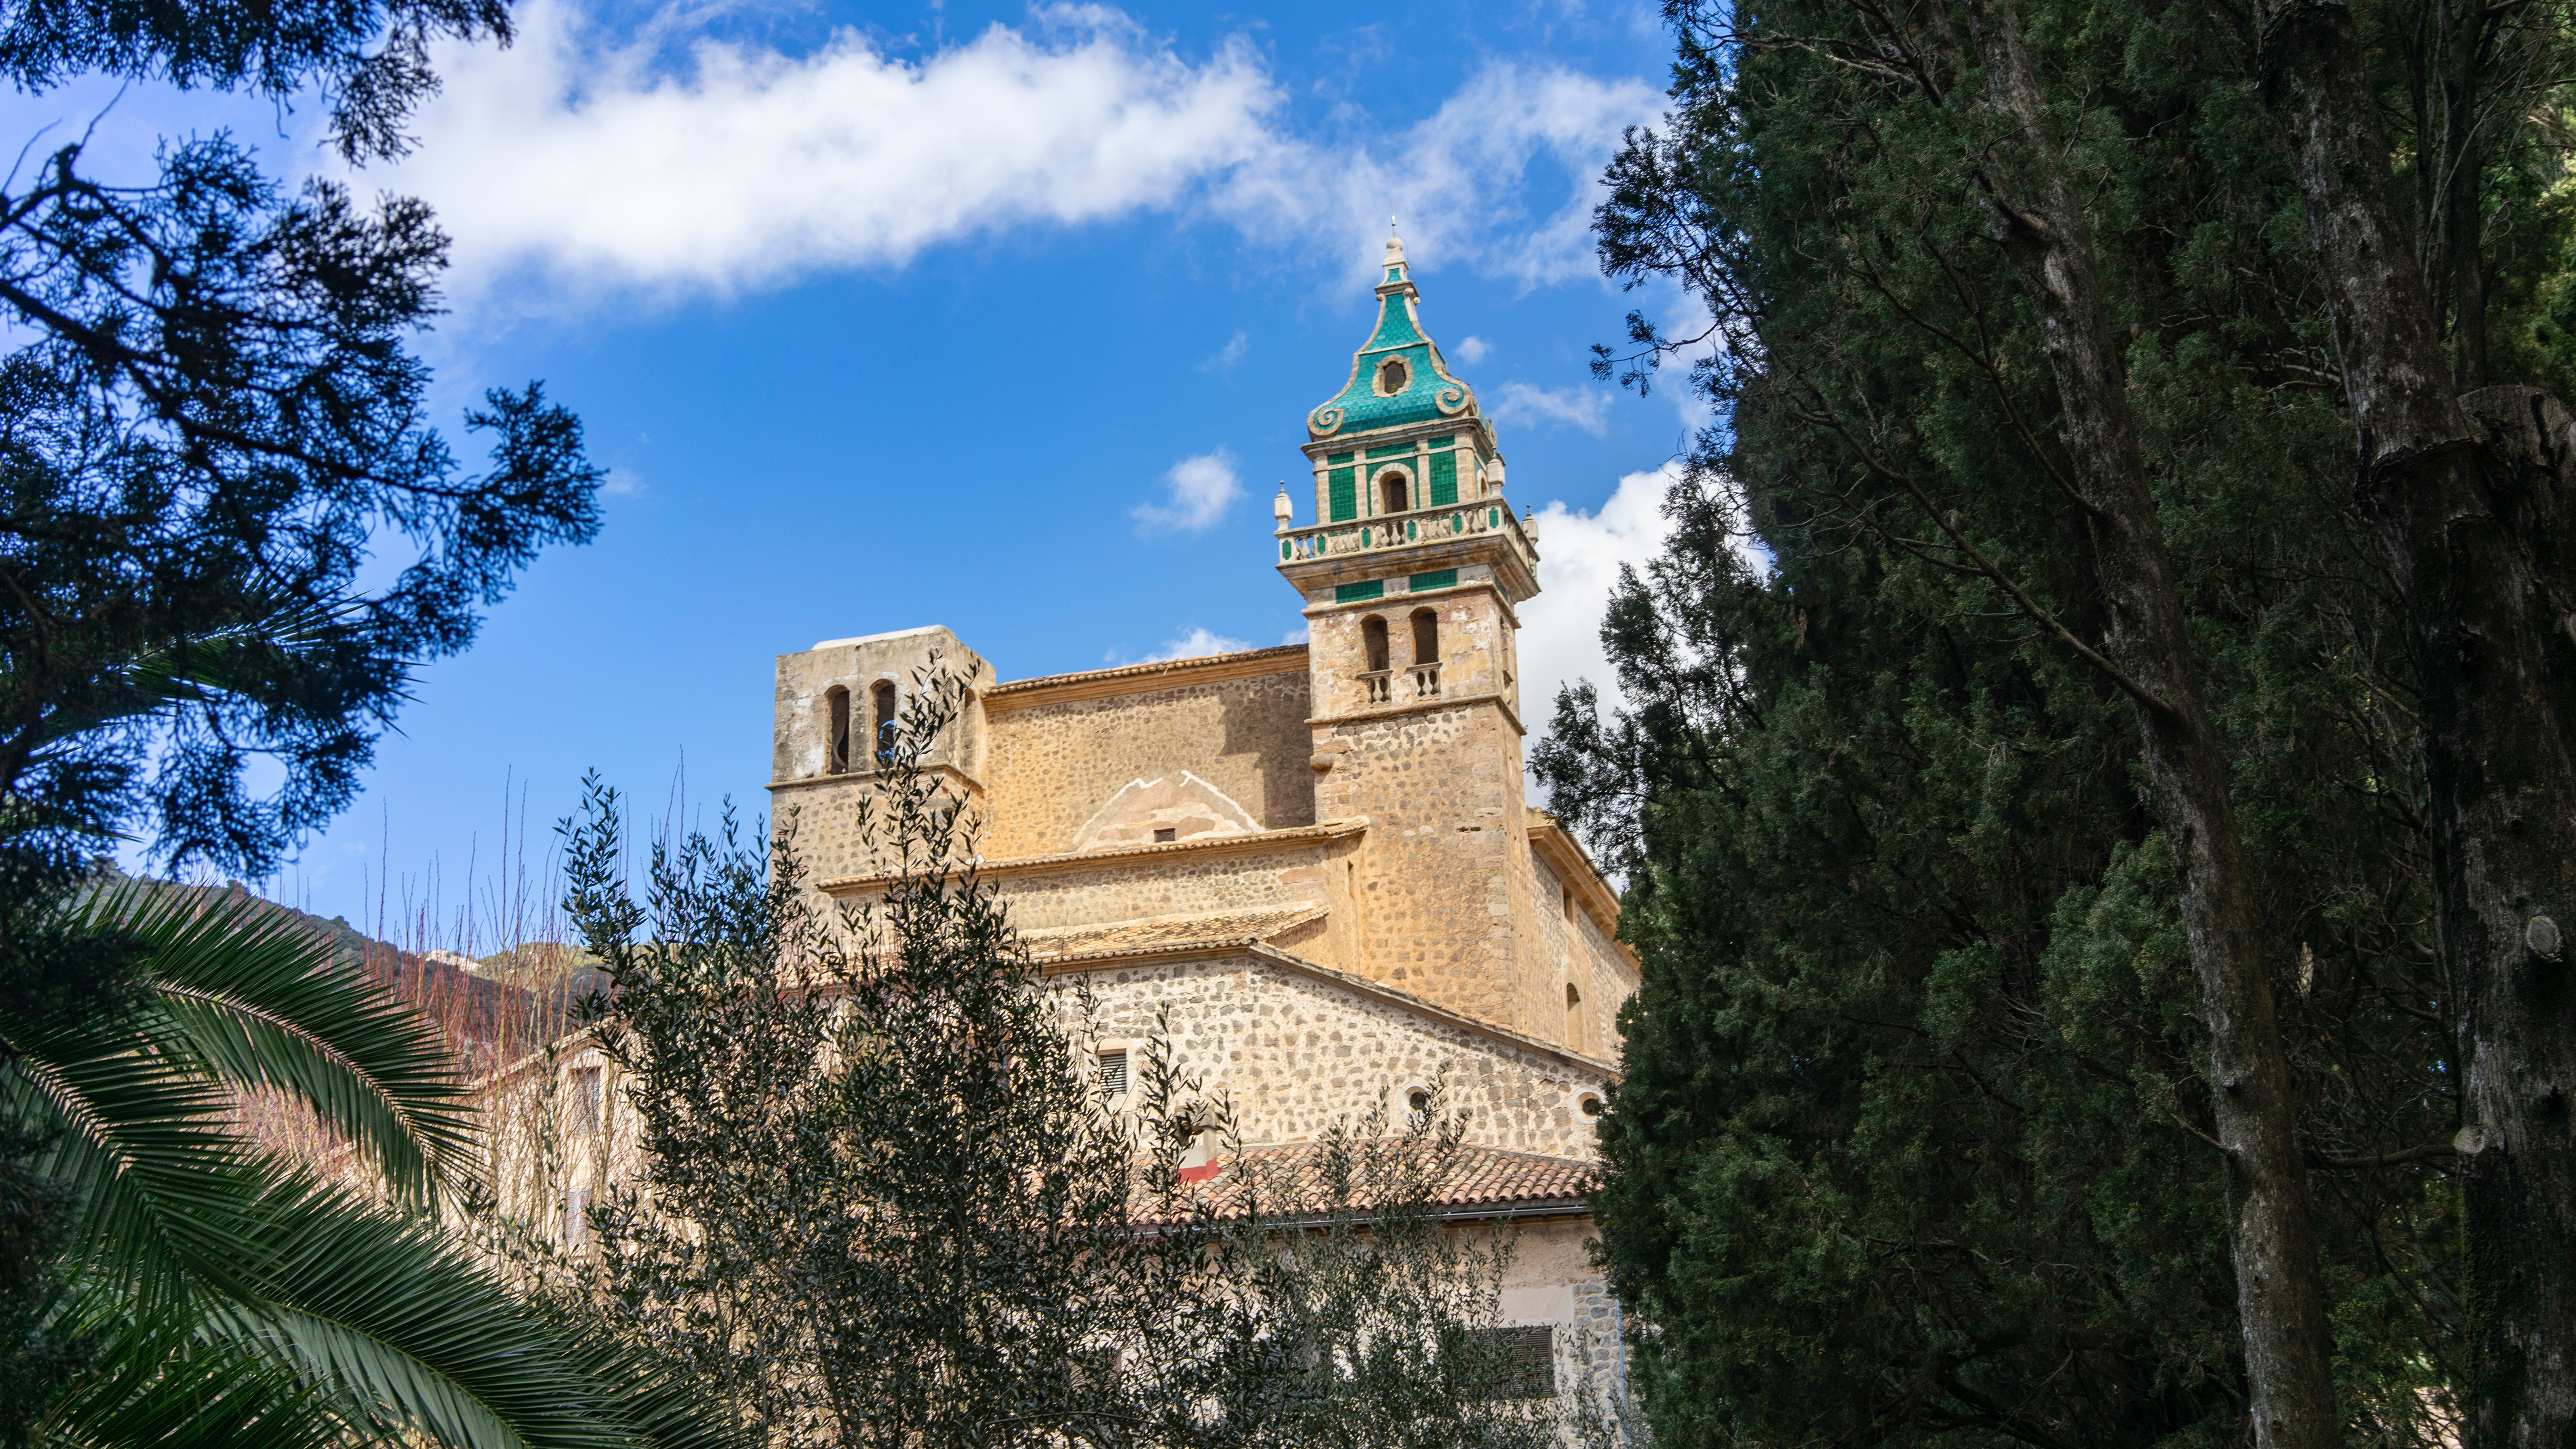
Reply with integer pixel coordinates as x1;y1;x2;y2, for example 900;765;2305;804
1303;582;1519;722
1492;1217;1631;1408
1067;952;1608;1160
771;626;995;886
981;653;1316;860
1524;850;1637;1060
981;839;1326;928
476;1038;645;1256
1309;699;1531;1031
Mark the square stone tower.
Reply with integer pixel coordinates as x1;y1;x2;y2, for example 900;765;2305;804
1274;227;1555;1038
769;625;994;885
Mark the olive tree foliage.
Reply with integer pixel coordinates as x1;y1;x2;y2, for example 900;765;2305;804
546;667;1636;1449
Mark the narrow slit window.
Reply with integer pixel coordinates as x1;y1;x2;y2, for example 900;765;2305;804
825;687;851;775
871;681;899;765
563;1185;589;1250
569;1066;602;1136
1565;984;1585;1052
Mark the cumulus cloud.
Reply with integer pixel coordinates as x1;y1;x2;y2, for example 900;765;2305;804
1515;462;1770;755
1452;335;1493;365
1132;449;1243;531
363;2;1662;303
1492;381;1613;435
1110;625;1255;665
1516;463;1680;740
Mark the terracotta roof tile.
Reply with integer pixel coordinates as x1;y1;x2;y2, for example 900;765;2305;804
1148;1141;1598;1222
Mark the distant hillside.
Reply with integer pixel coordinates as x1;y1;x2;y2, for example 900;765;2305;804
99;870;608;1075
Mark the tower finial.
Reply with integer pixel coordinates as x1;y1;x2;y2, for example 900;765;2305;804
1384;218;1406;269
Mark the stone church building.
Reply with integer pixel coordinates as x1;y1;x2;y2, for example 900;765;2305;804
508;233;1637;1396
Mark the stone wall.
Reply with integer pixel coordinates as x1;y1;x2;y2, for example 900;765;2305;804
1069;950;1608;1160
1302;580;1519;722
1524;845;1638;1060
1308;697;1532;1033
769;625;994;885
981;654;1316;860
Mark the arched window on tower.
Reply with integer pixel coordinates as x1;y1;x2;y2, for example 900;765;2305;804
871;680;899;766
825;686;851;775
1380;471;1409;514
1361;615;1391;703
1409;608;1440;699
1566;982;1586;1053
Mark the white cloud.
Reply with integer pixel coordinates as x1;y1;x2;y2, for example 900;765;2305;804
1110;625;1255;665
1280;624;1311;646
1132;449;1242;531
1516;463;1679;738
1492;381;1613;435
363;3;1663;303
1202;330;1251;370
1452;335;1492;365
1515;462;1770;755
601;466;648;497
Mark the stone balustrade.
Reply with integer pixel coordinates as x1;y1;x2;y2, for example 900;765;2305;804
1276;500;1536;570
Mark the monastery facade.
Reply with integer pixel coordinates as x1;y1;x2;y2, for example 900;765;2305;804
512;234;1637;1398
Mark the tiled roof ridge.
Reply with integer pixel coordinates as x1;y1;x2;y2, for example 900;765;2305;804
1022;904;1331;967
987;643;1309;697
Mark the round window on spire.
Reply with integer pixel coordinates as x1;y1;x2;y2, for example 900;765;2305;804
1379;358;1409;394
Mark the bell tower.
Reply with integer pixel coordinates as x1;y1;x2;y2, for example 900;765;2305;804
1274;228;1552;1036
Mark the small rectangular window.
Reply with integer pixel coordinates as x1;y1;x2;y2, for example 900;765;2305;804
1458;1325;1556;1399
1098;1050;1129;1096
1152;828;1177;843
569;1066;602;1135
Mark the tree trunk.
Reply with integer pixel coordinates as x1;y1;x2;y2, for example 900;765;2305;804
2262;2;2576;1442
1954;5;2344;1444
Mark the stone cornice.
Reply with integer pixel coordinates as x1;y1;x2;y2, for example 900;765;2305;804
766;762;984;796
817;818;1370;895
1308;691;1525;738
984;645;1309;711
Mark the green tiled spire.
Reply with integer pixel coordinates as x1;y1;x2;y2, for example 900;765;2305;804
1306;225;1479;440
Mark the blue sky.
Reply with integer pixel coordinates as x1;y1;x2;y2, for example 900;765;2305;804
21;0;1706;944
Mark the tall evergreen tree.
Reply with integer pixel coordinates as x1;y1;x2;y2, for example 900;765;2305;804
1535;0;2573;1439
0;0;611;1430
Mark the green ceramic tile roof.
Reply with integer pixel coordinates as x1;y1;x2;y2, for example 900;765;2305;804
1306;236;1481;442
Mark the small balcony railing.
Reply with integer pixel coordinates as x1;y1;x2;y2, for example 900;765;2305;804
1361;670;1393;703
1411;664;1441;699
1278;500;1534;568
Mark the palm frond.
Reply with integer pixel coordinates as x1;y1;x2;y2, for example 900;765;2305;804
79;882;482;1203
39;1282;346;1449
210;1171;730;1449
